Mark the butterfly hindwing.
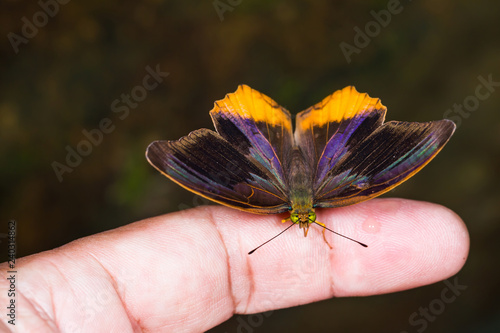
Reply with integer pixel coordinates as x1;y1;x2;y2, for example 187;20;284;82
147;129;290;213
312;119;455;207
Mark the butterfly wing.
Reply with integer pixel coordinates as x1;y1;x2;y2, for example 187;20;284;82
312;120;456;207
295;86;387;184
295;86;456;208
146;85;293;214
210;85;294;185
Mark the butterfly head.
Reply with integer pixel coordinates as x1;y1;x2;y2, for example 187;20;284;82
290;210;316;237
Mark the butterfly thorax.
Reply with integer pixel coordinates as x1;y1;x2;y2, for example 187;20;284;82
287;146;316;236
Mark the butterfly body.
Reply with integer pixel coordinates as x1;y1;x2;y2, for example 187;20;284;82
147;85;455;242
286;146;316;235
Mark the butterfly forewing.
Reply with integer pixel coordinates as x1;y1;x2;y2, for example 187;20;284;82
210;85;294;186
295;86;387;188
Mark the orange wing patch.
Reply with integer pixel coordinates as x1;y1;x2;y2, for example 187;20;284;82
211;84;292;131
297;86;386;131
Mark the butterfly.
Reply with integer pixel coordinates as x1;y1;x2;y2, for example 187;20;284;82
146;85;455;249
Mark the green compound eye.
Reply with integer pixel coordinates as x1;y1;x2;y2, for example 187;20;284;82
308;212;316;222
290;213;299;224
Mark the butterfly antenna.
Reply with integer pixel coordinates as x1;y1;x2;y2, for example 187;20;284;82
248;223;295;255
314;222;368;247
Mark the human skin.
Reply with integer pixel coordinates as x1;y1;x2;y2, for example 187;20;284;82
0;198;469;332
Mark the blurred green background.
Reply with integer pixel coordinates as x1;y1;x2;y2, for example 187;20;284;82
1;0;499;332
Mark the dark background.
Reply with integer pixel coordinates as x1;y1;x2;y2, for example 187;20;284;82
1;1;499;332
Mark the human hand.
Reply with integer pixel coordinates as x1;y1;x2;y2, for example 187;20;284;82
0;198;469;332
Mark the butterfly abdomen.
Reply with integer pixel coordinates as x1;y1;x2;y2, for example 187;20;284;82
286;146;315;215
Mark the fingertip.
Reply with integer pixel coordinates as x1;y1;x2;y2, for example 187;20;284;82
427;203;470;274
328;199;469;296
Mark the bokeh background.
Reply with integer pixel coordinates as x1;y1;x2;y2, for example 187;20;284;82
1;0;499;332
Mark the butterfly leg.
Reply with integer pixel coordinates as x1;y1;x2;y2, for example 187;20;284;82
316;221;333;249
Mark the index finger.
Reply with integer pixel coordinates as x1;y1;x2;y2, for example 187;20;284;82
6;198;468;332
